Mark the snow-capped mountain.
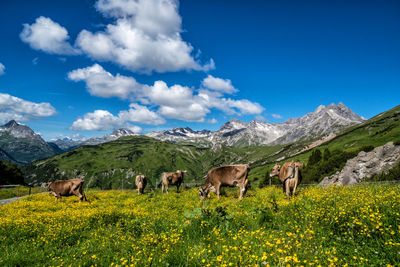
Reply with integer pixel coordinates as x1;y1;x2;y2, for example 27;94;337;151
51;128;137;151
0;120;58;164
145;103;365;147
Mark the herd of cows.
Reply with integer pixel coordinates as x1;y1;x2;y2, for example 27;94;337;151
46;161;302;202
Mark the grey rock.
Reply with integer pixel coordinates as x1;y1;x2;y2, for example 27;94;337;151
320;142;400;186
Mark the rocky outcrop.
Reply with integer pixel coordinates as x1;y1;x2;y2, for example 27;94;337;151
320;142;400;186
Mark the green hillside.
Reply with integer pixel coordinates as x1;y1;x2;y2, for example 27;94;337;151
24;136;283;189
24;105;400;188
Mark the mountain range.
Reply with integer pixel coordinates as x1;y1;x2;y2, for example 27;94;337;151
146;103;365;147
50;128;137;151
0;103;364;164
23;104;400;188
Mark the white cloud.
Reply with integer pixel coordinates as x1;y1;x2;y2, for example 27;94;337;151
208;118;218;124
147;81;193;106
271;114;282;119
70;110;125;131
69;64;264;123
68;64;142;99
201;75;237;94
0;93;56;123
224;99;264;115
20;16;79;55
158;103;209;122
76;0;214;73
119;103;165;125
0;63;5;75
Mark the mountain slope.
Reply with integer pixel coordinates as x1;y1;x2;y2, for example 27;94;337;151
0;120;58;164
146;103;364;147
51;128;137;151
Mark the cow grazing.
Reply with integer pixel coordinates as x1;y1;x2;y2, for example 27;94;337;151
269;161;302;197
47;178;88;202
199;164;250;200
135;174;147;194
161;170;186;194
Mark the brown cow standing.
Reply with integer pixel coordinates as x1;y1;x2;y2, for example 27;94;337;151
135;174;147;194
161;170;186;194
47;178;88;202
269;161;302;197
199;164;250;200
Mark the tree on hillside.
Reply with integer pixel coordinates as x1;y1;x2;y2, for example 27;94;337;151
323;148;331;161
308;149;322;166
0;161;25;185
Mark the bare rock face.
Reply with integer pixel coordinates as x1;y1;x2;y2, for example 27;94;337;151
320;142;400;186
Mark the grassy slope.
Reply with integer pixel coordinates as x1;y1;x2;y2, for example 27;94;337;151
0;184;399;266
25;136;284;188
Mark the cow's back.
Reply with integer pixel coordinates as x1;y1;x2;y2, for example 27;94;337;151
207;164;249;185
50;178;83;196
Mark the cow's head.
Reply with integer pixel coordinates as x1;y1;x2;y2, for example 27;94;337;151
198;184;215;201
269;164;281;177
198;187;209;201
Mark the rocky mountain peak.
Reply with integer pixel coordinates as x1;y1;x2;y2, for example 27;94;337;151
110;128;136;138
4;120;19;128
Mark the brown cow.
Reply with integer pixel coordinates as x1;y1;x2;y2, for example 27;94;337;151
199;164;250;200
269;161;302;197
135;174;147;194
47;178;88;202
161;170;186;194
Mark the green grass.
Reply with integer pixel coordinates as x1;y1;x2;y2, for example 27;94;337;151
1;184;399;266
0;186;43;200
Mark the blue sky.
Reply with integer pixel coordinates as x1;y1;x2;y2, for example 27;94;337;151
0;0;399;141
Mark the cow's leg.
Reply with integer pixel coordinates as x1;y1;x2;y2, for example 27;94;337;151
166;184;169;194
161;183;164;194
292;179;298;196
216;184;221;199
176;183;180;193
285;179;290;198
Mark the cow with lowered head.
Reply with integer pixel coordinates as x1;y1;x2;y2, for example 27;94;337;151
161;170;186;194
47;178;88;202
269;161;302;197
135;174;147;194
199;164;250;200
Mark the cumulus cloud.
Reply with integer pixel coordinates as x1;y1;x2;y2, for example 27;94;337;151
119;103;166;125
70;104;162;131
0;93;56;123
0;63;5;75
20;16;79;55
76;0;214;73
147;81;193;107
69;64;264;124
70;110;125;131
68;64;143;99
201;75;237;94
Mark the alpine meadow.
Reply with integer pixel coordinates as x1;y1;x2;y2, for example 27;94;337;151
1;0;400;266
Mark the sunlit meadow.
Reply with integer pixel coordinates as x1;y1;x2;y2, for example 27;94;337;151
1;184;399;266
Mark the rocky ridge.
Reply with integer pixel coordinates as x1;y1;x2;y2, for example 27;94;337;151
319;142;400;186
146;103;365;147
